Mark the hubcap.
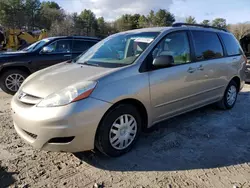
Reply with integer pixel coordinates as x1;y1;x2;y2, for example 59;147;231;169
109;114;137;150
5;74;25;92
227;85;237;106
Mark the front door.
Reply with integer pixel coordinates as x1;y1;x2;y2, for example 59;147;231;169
148;31;203;123
35;39;73;70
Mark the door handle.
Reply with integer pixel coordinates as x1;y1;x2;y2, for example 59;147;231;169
197;65;204;71
187;67;196;73
64;54;71;57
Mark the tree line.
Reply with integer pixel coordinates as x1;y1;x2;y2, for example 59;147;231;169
0;0;250;40
185;16;227;29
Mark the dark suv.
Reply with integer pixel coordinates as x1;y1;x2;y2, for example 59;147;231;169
0;36;100;94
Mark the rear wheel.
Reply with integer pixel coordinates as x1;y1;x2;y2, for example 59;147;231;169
0;69;28;95
217;80;238;110
95;104;142;157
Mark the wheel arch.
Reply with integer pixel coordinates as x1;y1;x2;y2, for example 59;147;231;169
0;65;32;77
95;98;149;141
230;76;241;92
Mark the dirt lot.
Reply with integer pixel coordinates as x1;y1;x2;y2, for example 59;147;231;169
1;86;250;188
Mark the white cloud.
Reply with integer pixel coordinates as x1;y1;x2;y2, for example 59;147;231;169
59;0;177;20
58;0;250;23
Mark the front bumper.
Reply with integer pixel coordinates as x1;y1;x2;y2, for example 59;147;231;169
11;95;112;152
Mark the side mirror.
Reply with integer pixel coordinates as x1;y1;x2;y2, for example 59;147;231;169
41;46;53;53
153;55;174;68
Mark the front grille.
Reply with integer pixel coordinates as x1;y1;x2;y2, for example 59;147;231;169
23;130;37;139
18;92;42;105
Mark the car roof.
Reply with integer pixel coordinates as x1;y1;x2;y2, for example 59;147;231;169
174;26;229;34
46;36;101;41
121;24;229;34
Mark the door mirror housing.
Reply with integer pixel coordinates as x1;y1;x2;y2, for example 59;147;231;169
153;55;174;68
41;46;54;54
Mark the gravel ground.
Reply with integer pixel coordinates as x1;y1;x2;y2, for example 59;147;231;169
1;85;250;188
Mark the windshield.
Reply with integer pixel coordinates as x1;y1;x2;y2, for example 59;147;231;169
76;32;160;67
22;38;51;52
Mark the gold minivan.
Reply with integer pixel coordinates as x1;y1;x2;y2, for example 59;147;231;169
11;23;246;157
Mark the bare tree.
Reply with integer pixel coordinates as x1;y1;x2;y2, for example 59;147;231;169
228;22;250;40
49;15;74;36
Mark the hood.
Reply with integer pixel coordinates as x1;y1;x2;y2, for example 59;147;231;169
21;62;119;98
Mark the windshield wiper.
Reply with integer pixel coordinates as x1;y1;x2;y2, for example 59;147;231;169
78;61;99;67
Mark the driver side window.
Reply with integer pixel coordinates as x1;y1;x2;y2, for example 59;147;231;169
46;40;72;53
152;31;191;65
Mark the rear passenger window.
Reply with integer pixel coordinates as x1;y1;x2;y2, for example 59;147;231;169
73;40;97;52
192;31;224;60
220;33;242;56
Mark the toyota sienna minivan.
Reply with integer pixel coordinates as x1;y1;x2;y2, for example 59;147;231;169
11;23;246;157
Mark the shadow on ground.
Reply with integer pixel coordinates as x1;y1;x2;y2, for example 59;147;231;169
0;166;16;188
75;91;250;172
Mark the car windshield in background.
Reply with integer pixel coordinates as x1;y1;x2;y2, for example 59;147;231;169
22;38;51;52
76;32;160;67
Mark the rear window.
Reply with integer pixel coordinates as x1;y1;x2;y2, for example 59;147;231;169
192;31;224;60
73;40;97;52
220;33;242;56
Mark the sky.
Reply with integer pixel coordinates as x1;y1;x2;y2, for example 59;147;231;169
53;0;250;24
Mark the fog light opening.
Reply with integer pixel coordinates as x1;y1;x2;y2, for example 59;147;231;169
48;136;75;144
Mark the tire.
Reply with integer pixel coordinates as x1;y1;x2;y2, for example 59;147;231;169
0;69;28;95
217;80;238;110
95;104;142;157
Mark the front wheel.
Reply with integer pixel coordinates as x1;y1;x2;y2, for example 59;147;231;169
95;104;142;157
217;80;238;110
0;69;28;95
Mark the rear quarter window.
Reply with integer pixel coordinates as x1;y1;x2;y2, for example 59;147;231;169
219;33;243;56
191;31;224;61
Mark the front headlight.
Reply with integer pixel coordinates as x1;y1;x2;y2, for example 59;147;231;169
37;81;97;107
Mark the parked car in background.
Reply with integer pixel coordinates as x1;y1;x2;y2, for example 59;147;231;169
11;23;246;157
239;35;250;83
0;36;100;94
245;60;250;82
